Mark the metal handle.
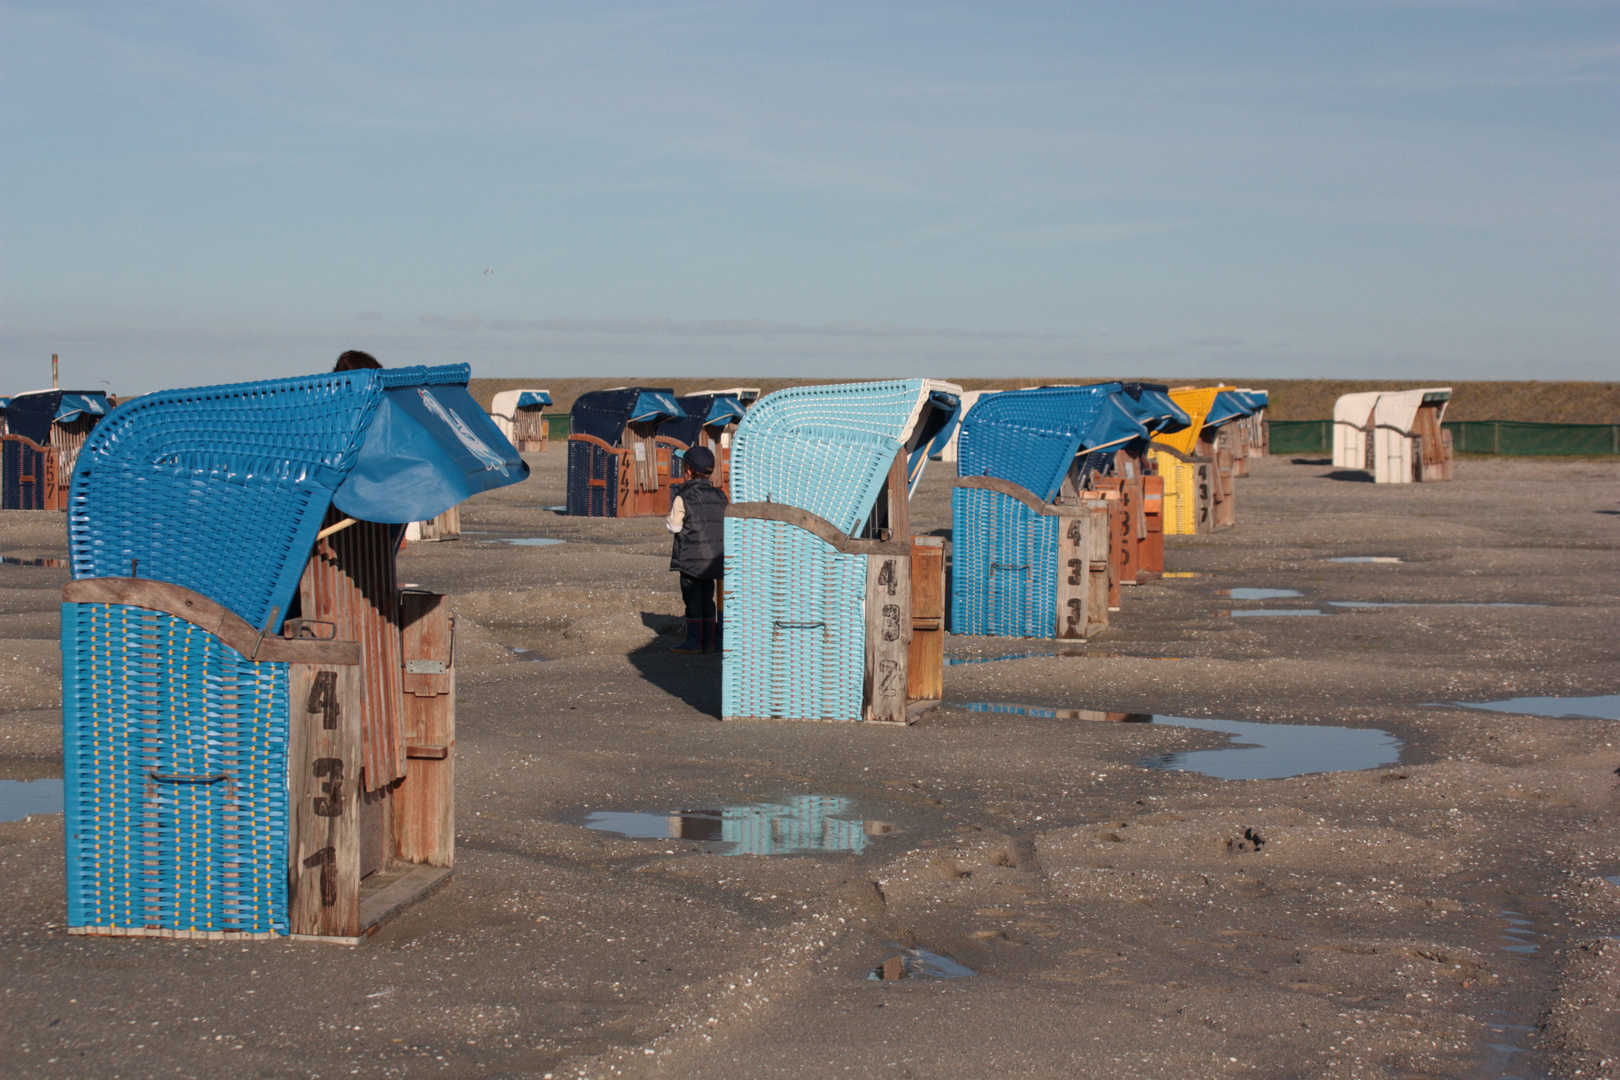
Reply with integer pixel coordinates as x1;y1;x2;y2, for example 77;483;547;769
773;620;826;630
146;771;237;802
990;563;1030;574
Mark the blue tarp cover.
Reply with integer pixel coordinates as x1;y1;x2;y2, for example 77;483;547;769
958;384;1149;503
632;391;684;424
1204;390;1254;430
705;396;746;426
333;382;529;524
571;387;686;444
908;389;963;490
662;393;746;450
5;390;112;444
1117;383;1191;437
516;390;553;408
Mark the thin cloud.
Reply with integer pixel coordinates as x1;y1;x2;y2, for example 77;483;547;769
418;313;483;331
483;316;1072;341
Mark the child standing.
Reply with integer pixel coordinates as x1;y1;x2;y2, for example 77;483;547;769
665;446;727;653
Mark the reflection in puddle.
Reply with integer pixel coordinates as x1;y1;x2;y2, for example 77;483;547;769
1329;601;1539;609
489;537;567;546
1499;909;1540;955
946;651;1164;665
0;779;64;821
1144;716;1402;780
1605;876;1620;887
1161;572;1200;578
1;555;68;568
583;795;877;856
509;648;550;662
1224;609;1324;618
963;702;1150;722
543;505;568;511
1324;556;1402;563
868;947;977;981
1216;588;1302;600
1442;694;1620;721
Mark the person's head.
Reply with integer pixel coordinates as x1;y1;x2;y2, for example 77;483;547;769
683;446;715;477
334;350;382;371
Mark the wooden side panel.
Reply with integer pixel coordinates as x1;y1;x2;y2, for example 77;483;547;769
1055;515;1088;640
1140;474;1164;578
288;663;363;937
617;448;635;516
1194;461;1214;533
1085;504;1111;635
300;515;406;790
395;591;455;867
907;536;944;701
1212;446;1236;529
863;552;911;723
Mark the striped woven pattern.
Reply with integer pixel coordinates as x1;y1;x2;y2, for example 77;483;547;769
951;487;1059;637
721;518;867;722
956;386;1119;503
1149;448;1200;535
65;370;393;630
566;439;619;516
63;603;290;935
731;381;930;532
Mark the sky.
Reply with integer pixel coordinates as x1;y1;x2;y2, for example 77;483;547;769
1;1;1615;394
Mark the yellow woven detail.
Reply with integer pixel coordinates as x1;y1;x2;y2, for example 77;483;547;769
1150;448;1199;535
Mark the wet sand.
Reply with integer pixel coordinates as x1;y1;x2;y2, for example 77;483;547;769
2;452;1618;1079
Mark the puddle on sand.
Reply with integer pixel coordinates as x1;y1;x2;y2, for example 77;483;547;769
583;795;881;856
1439;694;1620;721
1144;716;1402;781
1216;588;1302;600
1498;909;1541;955
509;648;550;662
1;555;68;568
1324;556;1402;563
1330;601;1540;609
963;702;1150;722
947;651;1168;665
1473;1010;1544;1080
1604;875;1620;887
1224;609;1324;618
486;537;567;547
868;947;976;981
0;779;64;822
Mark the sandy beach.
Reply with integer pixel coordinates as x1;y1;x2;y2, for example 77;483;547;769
2;449;1617;1079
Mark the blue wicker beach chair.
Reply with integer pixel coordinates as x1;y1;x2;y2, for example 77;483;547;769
722;380;961;723
62;364;526;940
663;392;746;492
951;385;1151;640
1;389;112;510
566;388;686;517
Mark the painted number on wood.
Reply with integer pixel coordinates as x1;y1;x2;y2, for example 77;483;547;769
876;559;897;596
312;758;346;818
881;603;903;642
307;670;341;731
877;658;901;699
302;846;338;907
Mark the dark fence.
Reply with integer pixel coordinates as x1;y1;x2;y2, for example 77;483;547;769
1267;420;1332;454
1445;421;1620;456
1265;419;1619;457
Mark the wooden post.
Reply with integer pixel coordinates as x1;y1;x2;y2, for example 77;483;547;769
1055;513;1088;640
863;550;911;723
1085;503;1111;634
1213;446;1235;529
1140;474;1164;578
907;536;944;703
395;591;455;867
288;663;364;938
